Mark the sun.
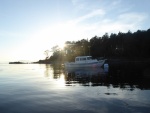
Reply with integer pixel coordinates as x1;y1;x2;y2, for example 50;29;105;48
58;42;65;50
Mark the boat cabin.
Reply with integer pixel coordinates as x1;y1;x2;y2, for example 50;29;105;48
75;56;97;63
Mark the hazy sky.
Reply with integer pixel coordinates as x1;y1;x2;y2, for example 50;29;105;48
0;0;150;62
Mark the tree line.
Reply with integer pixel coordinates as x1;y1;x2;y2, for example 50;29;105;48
38;28;150;63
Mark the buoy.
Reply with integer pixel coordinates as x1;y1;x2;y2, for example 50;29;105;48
104;63;109;73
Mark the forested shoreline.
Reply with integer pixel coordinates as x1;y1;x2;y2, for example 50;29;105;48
38;28;150;64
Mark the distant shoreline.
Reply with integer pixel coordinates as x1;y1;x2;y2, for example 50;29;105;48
9;58;150;65
9;61;32;64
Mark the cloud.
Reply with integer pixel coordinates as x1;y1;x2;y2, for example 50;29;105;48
67;11;148;38
118;12;148;24
69;0;148;36
69;9;105;24
89;12;148;36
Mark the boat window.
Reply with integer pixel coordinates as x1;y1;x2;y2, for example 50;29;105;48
80;58;86;60
76;58;79;61
87;57;92;60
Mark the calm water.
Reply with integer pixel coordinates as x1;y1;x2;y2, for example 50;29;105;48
0;64;150;113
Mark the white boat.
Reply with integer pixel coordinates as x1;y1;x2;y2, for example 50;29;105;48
65;56;105;68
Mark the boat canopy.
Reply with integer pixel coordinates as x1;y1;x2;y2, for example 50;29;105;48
75;56;92;62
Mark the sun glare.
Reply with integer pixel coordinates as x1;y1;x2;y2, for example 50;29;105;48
58;43;65;50
10;22;85;62
55;74;66;88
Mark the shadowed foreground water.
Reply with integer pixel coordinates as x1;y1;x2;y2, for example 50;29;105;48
0;64;150;113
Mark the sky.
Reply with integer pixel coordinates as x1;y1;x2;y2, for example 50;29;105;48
0;0;150;62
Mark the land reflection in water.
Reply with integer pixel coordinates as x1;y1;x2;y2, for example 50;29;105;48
44;64;150;90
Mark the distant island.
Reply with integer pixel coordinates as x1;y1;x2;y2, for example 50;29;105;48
9;61;31;64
